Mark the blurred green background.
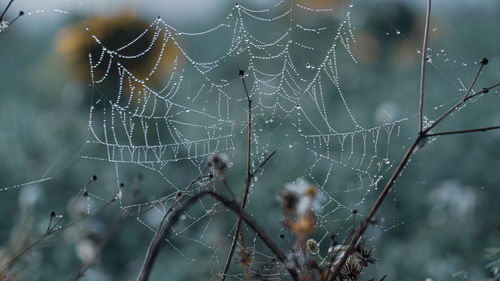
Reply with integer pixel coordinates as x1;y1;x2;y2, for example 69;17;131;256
0;0;499;280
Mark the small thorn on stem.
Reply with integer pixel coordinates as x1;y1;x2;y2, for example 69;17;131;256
482;88;489;94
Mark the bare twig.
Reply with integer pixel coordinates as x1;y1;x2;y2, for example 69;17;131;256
0;184;118;272
71;176;142;281
251;150;276;176
221;70;253;280
324;236;337;281
419;0;432;135
426;125;500;137
136;191;298;281
328;54;500;281
423;59;493;134
328;137;421;281
0;0;14;21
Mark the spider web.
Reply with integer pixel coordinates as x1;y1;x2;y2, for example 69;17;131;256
74;0;425;277
2;0;495;280
79;1;412;278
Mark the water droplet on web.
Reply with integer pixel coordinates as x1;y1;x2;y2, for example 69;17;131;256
295;104;301;109
383;158;390;164
235;3;239;8
288;144;293;148
305;63;311;69
396;30;401;35
185;108;190;112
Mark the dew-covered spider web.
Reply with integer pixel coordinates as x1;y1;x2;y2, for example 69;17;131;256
80;2;413;278
2;0;497;280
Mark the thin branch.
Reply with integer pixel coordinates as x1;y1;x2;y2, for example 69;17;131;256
418;0;432;135
0;0;14;21
463;59;487;100
0;188;118;272
329;137;422;281
136;191;298;281
423;60;493;134
48;177;96;233
426;125;500;137
324;236;337;281
71;176;141;281
8;10;23;25
329;61;500;281
221;70;253;280
251;150;276;176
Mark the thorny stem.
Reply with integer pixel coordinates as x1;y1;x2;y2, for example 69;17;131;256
418;0;431;135
221;70;253;280
136;191;298;281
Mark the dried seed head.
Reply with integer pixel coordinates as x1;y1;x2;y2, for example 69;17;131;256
277;190;298;214
480;57;489;65
91;175;98;181
208;153;229;175
306;238;320;255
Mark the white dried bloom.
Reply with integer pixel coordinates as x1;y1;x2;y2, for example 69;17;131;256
283;178;324;215
0;21;9;33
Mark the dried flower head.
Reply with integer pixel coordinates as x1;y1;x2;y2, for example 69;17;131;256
340;257;361;281
283;178;323;216
208;153;229;175
277;189;299;215
306;238;320;255
357;246;376;267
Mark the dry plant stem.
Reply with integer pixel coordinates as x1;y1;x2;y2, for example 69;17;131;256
329;17;500;277
423;63;492;134
136;191;298;281
0;0;14;21
324;238;337;281
426;125;500;137
329;78;500;280
48;179;94;233
71;178;141;280
0;190;118;272
418;0;431;135
221;72;253;281
148;166;208;250
328;137;421;281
